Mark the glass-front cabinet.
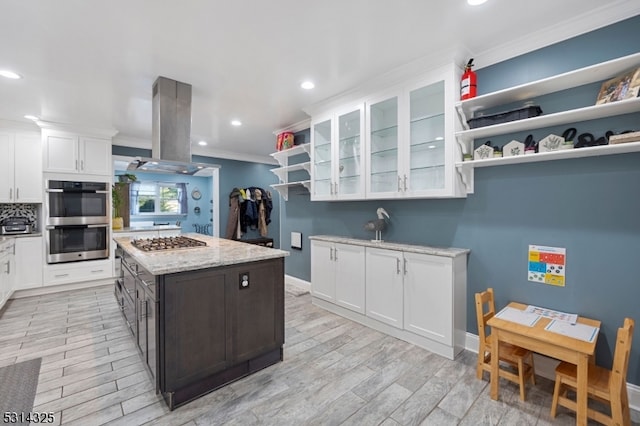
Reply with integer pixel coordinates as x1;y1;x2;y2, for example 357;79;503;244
407;80;446;194
311;105;365;200
366;67;460;198
367;94;401;198
313;62;464;201
311;118;333;199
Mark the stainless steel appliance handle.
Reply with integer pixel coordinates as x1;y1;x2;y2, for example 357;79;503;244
87;224;109;228
45;189;64;193
140;300;147;318
94;190;109;194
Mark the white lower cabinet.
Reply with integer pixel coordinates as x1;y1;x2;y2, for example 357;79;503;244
14;236;43;290
403;252;454;345
0;242;15;309
44;258;113;286
310;240;365;314
310;236;468;359
365;247;404;328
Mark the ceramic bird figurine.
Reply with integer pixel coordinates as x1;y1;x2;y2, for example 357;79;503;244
364;207;390;242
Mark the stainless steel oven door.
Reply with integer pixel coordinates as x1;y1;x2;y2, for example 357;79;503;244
45;224;110;264
45;180;110;226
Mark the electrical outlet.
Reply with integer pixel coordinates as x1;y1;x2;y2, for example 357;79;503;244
239;272;249;289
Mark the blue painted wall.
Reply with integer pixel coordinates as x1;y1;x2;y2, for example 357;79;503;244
112;169;214;234
279;15;640;384
112;146;280;247
192;154;280;246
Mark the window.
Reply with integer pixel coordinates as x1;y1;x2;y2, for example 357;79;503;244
131;182;188;215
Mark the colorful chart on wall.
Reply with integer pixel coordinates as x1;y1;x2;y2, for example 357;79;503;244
528;245;566;286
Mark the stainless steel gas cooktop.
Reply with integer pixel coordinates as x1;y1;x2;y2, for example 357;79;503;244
131;236;207;251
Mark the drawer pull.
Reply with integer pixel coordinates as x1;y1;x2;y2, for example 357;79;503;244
91;269;104;273
55;273;69;278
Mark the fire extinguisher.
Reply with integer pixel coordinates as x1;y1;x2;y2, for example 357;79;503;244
460;58;477;100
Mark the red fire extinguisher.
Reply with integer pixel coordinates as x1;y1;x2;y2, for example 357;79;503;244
460;58;477;100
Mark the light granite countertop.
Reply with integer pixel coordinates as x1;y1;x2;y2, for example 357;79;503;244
114;233;289;275
0;233;42;246
309;235;470;258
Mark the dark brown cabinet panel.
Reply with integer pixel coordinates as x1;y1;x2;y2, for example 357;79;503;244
231;260;284;363
161;268;230;391
115;245;284;411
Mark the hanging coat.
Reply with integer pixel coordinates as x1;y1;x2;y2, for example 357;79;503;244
225;188;242;240
255;188;268;237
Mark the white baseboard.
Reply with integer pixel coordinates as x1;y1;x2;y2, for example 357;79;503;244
465;332;640;412
12;279;113;299
285;275;310;291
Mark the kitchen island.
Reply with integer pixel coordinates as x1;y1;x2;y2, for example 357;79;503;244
113;234;288;410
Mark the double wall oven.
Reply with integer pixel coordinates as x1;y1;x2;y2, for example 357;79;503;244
45;180;110;264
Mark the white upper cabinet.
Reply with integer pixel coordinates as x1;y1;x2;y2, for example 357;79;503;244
0;131;43;203
312;62;465;201
311;104;366;200
43;129;112;176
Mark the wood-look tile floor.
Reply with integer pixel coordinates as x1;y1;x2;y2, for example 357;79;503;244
0;284;638;425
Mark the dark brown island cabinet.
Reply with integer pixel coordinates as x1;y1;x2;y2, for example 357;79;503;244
113;234;288;410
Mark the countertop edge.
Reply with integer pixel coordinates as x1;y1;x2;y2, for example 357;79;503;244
114;233;288;275
308;235;470;258
113;225;182;234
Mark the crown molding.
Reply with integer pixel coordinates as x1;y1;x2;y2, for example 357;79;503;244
0;118;40;132
112;135;151;150
193;146;278;165
273;118;311;135
37;120;119;138
473;1;640;69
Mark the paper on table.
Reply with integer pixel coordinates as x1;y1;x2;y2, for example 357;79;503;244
525;305;577;324
545;320;599;343
495;307;541;327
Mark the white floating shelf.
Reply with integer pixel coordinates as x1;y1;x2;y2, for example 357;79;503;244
456;140;640;169
270;144;311;166
270;162;311;181
456;97;640;143
455;52;640;115
270;180;311;201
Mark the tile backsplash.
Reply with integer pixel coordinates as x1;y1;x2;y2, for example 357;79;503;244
0;204;39;227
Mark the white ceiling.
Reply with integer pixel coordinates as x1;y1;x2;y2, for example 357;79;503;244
1;1;638;163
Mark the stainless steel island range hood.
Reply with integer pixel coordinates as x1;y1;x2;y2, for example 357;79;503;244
128;76;216;175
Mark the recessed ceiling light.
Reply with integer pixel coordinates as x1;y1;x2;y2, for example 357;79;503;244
428;145;437;149
0;70;22;79
435;136;444;140
301;81;315;90
24;115;39;121
231;120;242;126
198;140;207;146
467;0;487;5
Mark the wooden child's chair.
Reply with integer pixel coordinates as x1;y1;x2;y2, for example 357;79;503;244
551;317;634;426
475;288;536;401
